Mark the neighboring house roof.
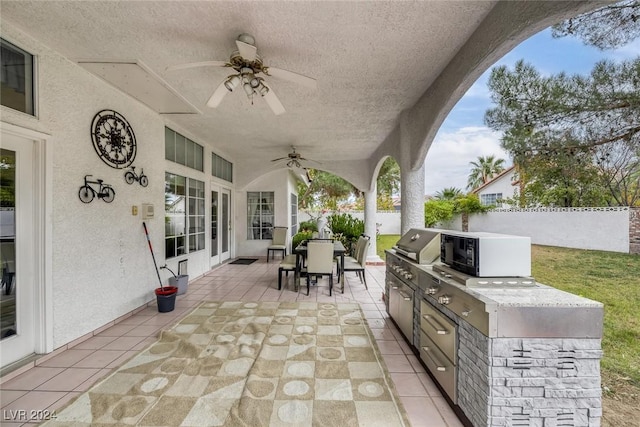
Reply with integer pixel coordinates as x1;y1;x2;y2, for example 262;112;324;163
472;165;516;194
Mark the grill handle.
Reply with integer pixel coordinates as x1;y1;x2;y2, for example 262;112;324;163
421;345;447;371
398;290;412;301
423;314;448;335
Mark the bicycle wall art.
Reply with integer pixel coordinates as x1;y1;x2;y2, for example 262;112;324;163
78;175;115;203
124;166;148;187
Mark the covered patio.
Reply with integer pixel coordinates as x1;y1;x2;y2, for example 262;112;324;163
0;1;612;425
0;261;463;427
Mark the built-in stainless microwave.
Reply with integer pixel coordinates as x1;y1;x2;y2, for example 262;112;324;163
440;231;531;277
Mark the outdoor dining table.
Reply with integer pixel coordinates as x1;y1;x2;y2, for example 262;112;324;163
293;240;346;294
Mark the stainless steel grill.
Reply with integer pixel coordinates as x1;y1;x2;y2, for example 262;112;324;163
387;229;604;427
392;228;441;264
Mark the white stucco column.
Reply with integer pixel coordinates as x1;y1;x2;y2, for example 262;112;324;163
399;162;425;235
364;186;383;264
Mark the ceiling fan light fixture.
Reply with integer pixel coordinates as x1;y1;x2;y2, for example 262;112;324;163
237;33;255;46
243;82;254;97
224;75;240;92
257;82;269;96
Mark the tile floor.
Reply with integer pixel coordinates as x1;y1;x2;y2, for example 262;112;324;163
0;259;464;427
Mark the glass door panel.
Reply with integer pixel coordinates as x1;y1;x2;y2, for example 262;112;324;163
1;149;17;340
221;190;229;260
211;190;218;258
0;132;36;366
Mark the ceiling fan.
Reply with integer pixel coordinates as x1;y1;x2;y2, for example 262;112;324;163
166;33;317;115
271;147;320;168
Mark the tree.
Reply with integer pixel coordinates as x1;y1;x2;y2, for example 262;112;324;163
485;58;640;206
551;0;640;50
434;187;464;200
297;169;358;211
424;193;488;228
298;157;401;211
377;157;401;197
466;155;506;191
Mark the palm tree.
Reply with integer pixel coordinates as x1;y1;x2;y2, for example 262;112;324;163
466;155;506;191
434;187;464;200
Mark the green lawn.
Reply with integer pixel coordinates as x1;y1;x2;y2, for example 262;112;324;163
530;245;640;394
376;234;400;260
376;235;640;396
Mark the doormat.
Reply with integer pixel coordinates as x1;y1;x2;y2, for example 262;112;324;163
229;258;258;265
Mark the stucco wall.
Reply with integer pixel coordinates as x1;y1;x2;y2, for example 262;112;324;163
236;169;298;257
302;207;632;254
475;169;517;208
1;22;171;348
469;208;630;253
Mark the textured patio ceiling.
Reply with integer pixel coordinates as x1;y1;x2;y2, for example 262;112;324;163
0;1;610;189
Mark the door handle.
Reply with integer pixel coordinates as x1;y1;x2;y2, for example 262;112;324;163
423;314;448;335
421;345;447;371
398;290;411;301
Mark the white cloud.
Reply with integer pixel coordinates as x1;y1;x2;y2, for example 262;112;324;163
423;126;510;195
608;38;640;60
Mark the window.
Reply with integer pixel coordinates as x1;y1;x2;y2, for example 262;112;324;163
290;193;298;237
247;192;274;240
165;172;205;259
188;178;205;252
1;38;34;115
165;127;204;171
480;193;502;206
212;152;233;183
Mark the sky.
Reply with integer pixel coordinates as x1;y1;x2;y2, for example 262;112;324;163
423;27;640;195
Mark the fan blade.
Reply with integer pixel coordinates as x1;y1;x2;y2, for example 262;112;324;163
206;80;229;108
271;157;289;162
299;157;322;164
166;60;229;72
236;40;257;62
264;67;317;90
262;84;286;116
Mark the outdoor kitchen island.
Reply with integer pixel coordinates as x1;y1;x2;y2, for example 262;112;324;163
385;238;604;427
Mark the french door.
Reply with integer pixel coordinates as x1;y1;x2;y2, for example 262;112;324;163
211;186;232;266
0;131;37;366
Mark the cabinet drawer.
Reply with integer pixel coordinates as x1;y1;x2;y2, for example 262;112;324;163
420;300;457;362
419;331;457;403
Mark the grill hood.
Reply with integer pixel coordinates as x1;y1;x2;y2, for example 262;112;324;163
393;228;441;264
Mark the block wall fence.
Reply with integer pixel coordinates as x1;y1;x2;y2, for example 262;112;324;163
301;207;639;254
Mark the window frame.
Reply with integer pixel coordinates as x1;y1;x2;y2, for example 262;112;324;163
247;191;274;240
480;193;503;206
1;37;35;116
164;127;204;172
165;172;206;259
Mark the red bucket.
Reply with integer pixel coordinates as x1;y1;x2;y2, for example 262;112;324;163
155;286;178;312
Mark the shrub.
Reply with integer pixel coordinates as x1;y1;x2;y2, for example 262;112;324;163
299;220;318;232
327;213;364;254
292;230;314;250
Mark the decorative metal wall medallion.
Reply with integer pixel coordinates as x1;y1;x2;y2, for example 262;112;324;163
90;109;137;169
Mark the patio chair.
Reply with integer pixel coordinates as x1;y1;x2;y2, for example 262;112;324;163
343;238;370;289
301;241;335;296
338;234;369;275
278;254;297;290
267;226;288;262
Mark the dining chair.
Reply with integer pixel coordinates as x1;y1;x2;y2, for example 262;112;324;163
267;226;288;262
301;241;335;296
343;238;370;289
338;234;369;276
278;254;298;290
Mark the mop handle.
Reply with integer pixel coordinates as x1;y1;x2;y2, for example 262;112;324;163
143;221;164;288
